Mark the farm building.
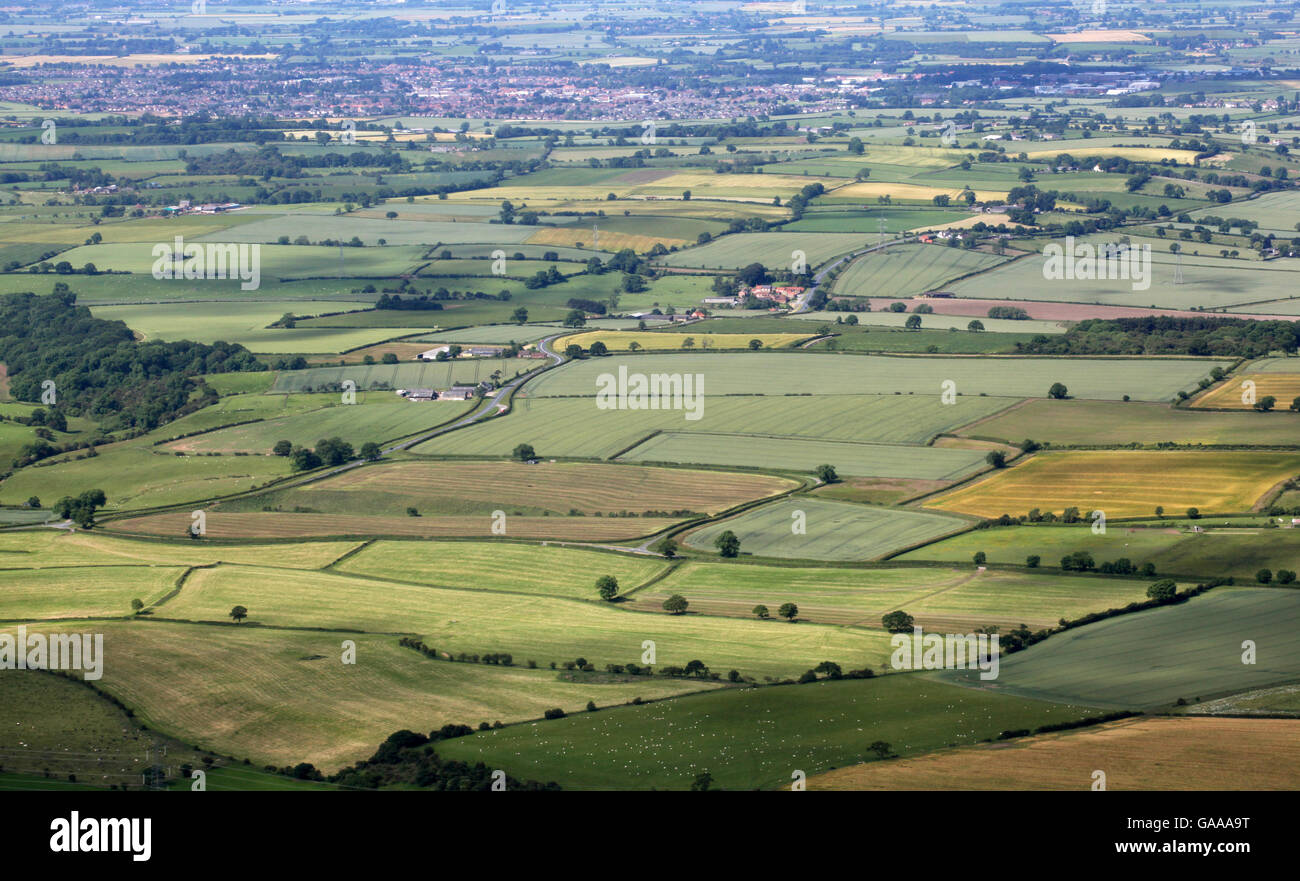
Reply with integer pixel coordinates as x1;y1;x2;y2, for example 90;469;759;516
399;388;437;401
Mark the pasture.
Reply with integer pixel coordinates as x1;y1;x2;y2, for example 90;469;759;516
681;498;968;561
271;358;527;393
22;621;715;772
954;398;1300;447
942;588;1300;709
829;244;1007;298
811;716;1300;790
633;561;1151;630
435;674;1093;790
926;450;1300;519
523;352;1227;402
412;395;1012;459
619;432;990;479
151;563;894;680
897;522;1300;581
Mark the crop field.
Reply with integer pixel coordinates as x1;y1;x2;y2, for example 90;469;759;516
523;353;1226;402
620;432;991;479
926;450;1300;520
785;207;968;233
681;498;968;561
954;398;1300;446
413;395;1013;459
164;398;479;453
558;330;811;351
951;244;1300;311
270;358;527;393
435;673;1094;790
150;563;893;680
897;522;1300;581
942;588;1300;709
22;621;715;772
1193;374;1300;410
1189;189;1300;234
0;442;288;511
110;511;683;542
0;565;183;621
656;232;871;270
811;716;1300;790
808;327;1043;355
632;560;1151;630
218;460;796;518
0;530;361;570
829;244;1007;298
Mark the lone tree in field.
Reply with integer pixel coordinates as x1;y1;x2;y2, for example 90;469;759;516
816;464;839;483
1255;395;1276;412
752;604;770;619
130;598;144;614
1048;382;1068;399
272;440;292;456
985;450;1006;468
229;605;248;625
881;610;914;633
1291;396;1300;412
1256;568;1273;584
596;575;619;602
513;443;536;462
778;602;799;622
904;314;922;330
662;594;689;615
968;320;984;332
1146;579;1177;602
714;530;741;558
652;537;678;558
868;741;893;760
748;339;763;350
360;442;382;461
973;551;986;565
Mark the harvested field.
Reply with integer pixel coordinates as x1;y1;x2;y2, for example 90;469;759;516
811;717;1300;790
927;450;1300;519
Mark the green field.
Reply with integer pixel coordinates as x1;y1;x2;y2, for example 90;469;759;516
830;244;1007;298
271;359;529;393
150;562;892;680
682;498;967;561
943;588;1300;709
164;398;479;453
522;353;1225;402
955;398;1300;447
656;232;871;270
0;441;289;511
898;522;1300;581
412;394;1012;460
621;432;989;479
17;621;716;772
633;560;1153;630
0;565;183;620
436;673;1094;790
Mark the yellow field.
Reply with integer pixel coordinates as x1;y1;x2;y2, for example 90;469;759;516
526;226;690;252
925;450;1300;519
1194;374;1300;410
908;212;1009;233
108;511;682;541
560;330;811;351
1024;146;1200;163
831;181;1007;203
811;716;1300;790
